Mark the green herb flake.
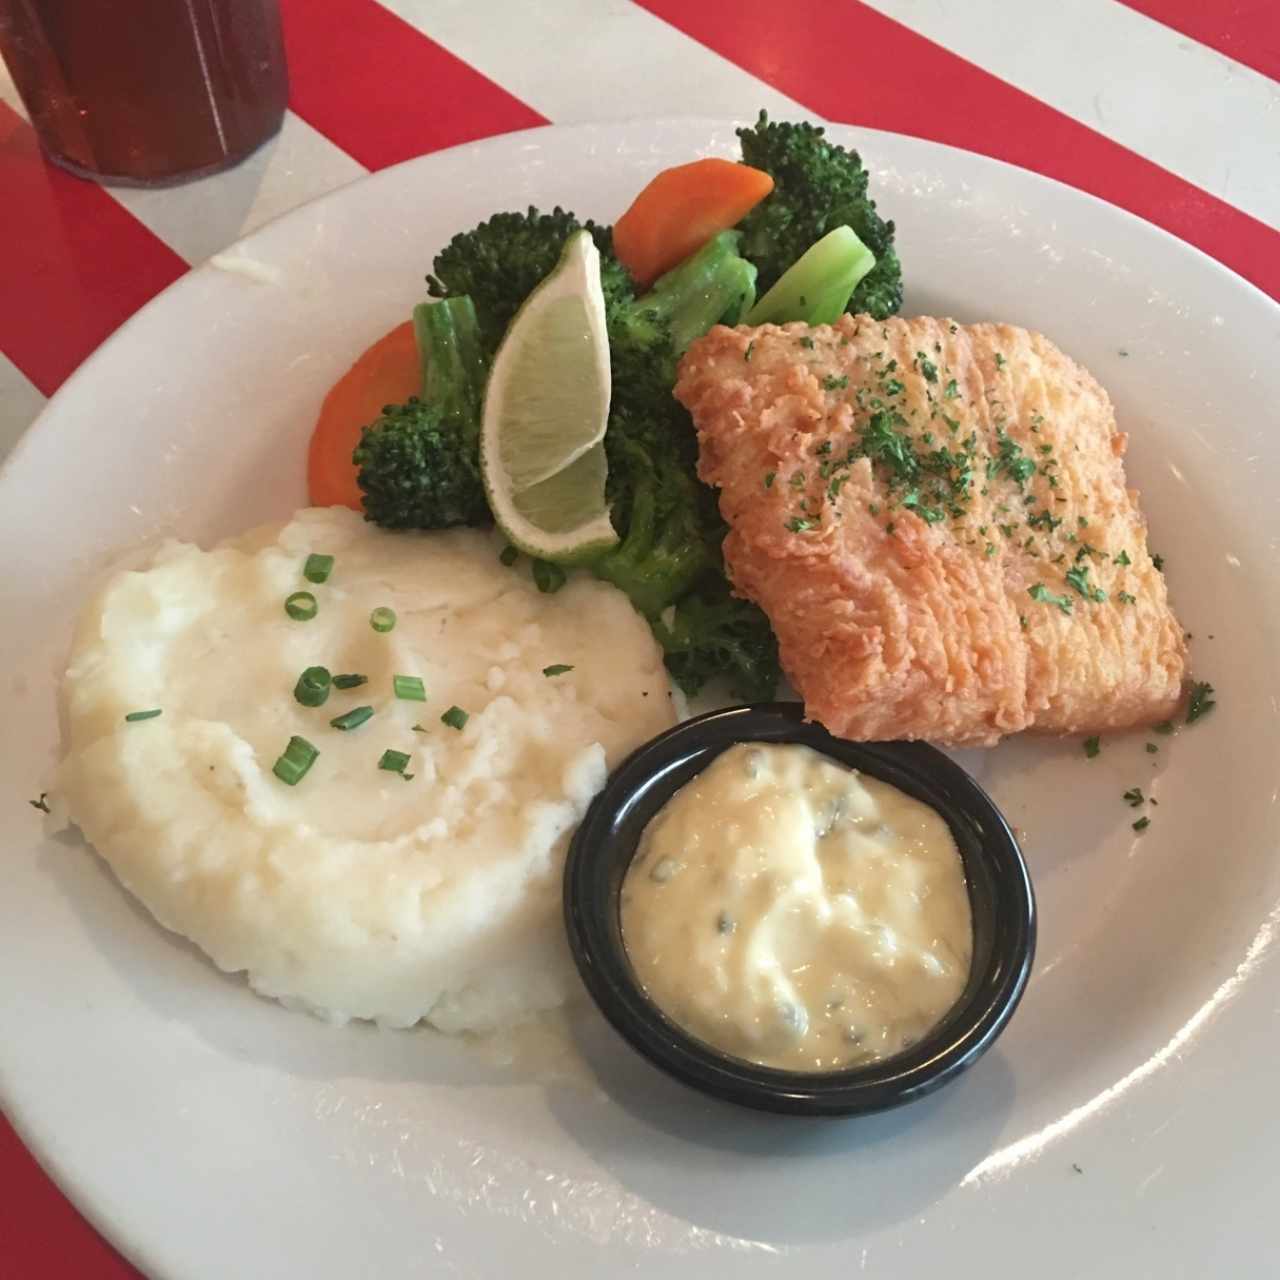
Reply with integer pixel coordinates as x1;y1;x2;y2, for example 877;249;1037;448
822;374;849;391
1083;735;1101;759
29;793;50;814
303;553;335;584
1029;583;1073;615
1113;549;1132;566
379;749;412;775
785;517;815;533
798;336;815;350
1117;591;1137;605
1153;720;1175;735
329;705;374;732
392;675;427;702
943;378;959;400
542;664;574;677
994;353;1006;369
1132;816;1151;833
498;544;519;567
441;705;469;732
1123;787;1145;808
744;340;755;362
124;708;163;722
1145;743;1159;754
764;471;776;489
1065;564;1106;603
1152;553;1165;572
1186;681;1216;724
916;352;939;383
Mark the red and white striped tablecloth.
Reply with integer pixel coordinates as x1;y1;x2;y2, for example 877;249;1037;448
1;1;1276;1273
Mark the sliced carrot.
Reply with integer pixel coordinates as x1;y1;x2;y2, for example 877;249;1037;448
613;158;774;288
307;320;419;510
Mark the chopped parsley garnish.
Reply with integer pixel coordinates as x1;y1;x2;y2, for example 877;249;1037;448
29;793;50;814
124;708;163;722
882;377;905;396
1145;743;1159;754
1123;787;1145;808
798;336;815;350
1116;591;1137;605
943;378;959;400
744;340;755;362
789;469;806;489
1153;720;1175;735
1027;510;1062;531
916;352;939;383
542;664;574;677
764;471;776;489
1065;564;1106;602
440;705;469;731
1113;549;1132;566
785;516;815;533
822;374;849;391
1083;735;1101;759
498;544;519;567
988;429;1036;487
1186;681;1215;724
1152;553;1165;572
994;353;1006;368
1029;583;1073;615
902;490;946;523
1132;816;1151;833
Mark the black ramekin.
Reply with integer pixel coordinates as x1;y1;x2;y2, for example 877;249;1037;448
563;703;1036;1116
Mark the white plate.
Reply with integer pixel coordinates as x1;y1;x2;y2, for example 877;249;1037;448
2;119;1278;1279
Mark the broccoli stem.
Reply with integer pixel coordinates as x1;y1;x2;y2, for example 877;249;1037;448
412;296;487;436
744;226;875;326
634;230;759;352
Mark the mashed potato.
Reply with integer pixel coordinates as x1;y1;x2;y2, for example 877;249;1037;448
58;508;675;1031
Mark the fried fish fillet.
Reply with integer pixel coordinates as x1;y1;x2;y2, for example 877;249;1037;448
675;315;1187;747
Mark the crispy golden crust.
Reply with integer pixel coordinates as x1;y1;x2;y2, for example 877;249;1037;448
676;315;1188;747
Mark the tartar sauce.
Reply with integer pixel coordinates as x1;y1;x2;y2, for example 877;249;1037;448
620;743;973;1072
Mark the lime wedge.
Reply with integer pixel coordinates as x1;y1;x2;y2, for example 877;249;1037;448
481;230;618;563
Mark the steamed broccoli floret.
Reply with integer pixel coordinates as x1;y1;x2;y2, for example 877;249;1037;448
654;579;780;704
736;111;903;319
354;296;489;530
594;432;713;619
426;207;630;355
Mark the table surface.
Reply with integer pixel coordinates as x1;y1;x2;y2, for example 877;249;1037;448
2;1;1277;1275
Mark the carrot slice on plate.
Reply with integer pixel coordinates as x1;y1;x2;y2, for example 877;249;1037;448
307;320;419;510
613;157;774;288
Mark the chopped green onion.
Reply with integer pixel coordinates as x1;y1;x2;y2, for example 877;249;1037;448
499;544;519;567
272;736;318;786
378;748;412;774
441;705;469;731
369;606;396;633
532;560;566;594
393;675;426;702
329;705;374;731
293;666;332;708
124;709;163;722
332;673;368;690
542;664;574;677
303;553;334;584
285;591;318;621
